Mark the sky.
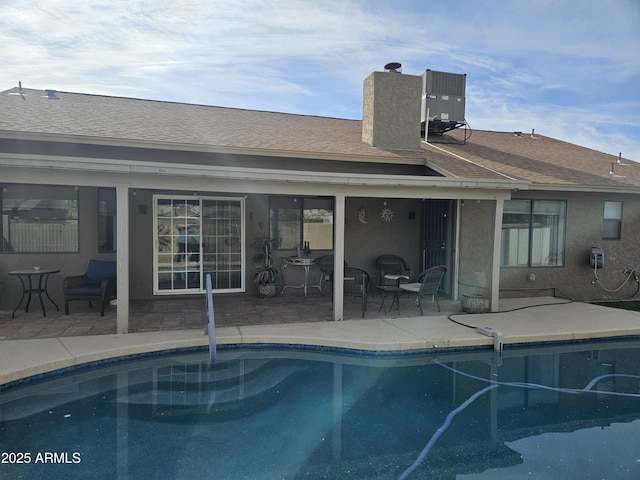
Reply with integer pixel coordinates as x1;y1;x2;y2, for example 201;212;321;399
1;0;639;161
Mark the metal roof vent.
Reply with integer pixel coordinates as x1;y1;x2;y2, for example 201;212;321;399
384;62;402;73
45;89;59;100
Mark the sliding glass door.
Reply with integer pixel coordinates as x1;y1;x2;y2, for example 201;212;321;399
154;195;244;294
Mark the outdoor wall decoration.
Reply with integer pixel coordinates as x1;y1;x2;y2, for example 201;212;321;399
357;207;368;224
380;207;394;222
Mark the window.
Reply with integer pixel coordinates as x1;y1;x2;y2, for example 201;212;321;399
602;201;622;240
1;184;79;253
501;199;566;267
98;188;117;252
269;196;334;250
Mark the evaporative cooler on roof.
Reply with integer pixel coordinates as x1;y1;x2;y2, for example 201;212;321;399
421;69;467;135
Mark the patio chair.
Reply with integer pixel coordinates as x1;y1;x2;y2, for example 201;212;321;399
316;255;348;294
375;255;413;287
344;266;370;317
399;265;446;314
63;259;117;316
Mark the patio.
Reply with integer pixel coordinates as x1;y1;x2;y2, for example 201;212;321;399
0;290;461;340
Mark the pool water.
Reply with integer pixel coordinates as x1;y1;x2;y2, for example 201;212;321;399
2;341;640;479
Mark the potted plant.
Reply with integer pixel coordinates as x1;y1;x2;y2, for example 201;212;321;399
253;235;279;297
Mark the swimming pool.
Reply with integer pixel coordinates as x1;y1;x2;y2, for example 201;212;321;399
2;340;640;479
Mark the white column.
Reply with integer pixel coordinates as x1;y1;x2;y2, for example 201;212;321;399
490;198;504;312
333;193;346;321
116;184;130;333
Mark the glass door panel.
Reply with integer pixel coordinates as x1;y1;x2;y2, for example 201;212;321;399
201;199;243;291
154;196;244;294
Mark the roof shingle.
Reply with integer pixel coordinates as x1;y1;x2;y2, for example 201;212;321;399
2;87;637;190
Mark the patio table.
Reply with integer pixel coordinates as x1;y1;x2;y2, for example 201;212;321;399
376;285;405;315
9;268;60;318
280;257;321;296
376;274;410;315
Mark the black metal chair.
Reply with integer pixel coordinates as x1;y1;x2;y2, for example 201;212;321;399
343;266;370;317
316;255;348;294
63;259;117;316
399;265;447;314
375;255;413;287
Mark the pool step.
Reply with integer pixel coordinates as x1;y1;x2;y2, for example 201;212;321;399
121;361;306;408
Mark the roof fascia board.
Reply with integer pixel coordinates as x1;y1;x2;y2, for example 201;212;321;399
527;184;640;195
0;153;528;192
0;130;426;165
0;164;513;200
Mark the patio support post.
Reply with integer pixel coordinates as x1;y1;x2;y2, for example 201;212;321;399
116;184;130;333
490;198;504;312
333;193;346;321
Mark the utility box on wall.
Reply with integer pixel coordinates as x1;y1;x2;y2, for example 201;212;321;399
590;247;604;268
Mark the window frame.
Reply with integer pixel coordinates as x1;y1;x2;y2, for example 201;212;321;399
269;196;334;251
98;188;117;253
501;199;567;268
602;200;623;240
1;184;79;253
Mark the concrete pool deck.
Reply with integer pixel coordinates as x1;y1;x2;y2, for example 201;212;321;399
2;297;640;385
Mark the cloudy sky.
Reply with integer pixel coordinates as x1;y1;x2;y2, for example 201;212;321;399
1;0;639;160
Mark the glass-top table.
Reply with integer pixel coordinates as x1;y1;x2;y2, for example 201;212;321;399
280;257;321;296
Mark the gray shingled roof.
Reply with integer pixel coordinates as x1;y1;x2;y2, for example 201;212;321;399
426;129;640;189
1;86;637;190
0;87;424;161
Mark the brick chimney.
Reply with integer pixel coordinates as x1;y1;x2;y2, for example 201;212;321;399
362;66;422;150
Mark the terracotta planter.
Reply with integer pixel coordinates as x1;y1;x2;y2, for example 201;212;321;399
257;284;277;298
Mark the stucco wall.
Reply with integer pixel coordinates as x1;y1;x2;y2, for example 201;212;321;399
128;189;154;300
457;200;496;299
500;191;640;301
345;197;423;284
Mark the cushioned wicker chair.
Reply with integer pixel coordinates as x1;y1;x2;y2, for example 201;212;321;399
399;265;447;314
63;259;117;316
375;255;413;287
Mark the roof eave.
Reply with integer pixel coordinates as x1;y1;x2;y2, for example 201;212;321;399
529;183;640;195
0;152;529;192
0;130;428;166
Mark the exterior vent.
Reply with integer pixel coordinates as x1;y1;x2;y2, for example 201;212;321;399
421;69;466;135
